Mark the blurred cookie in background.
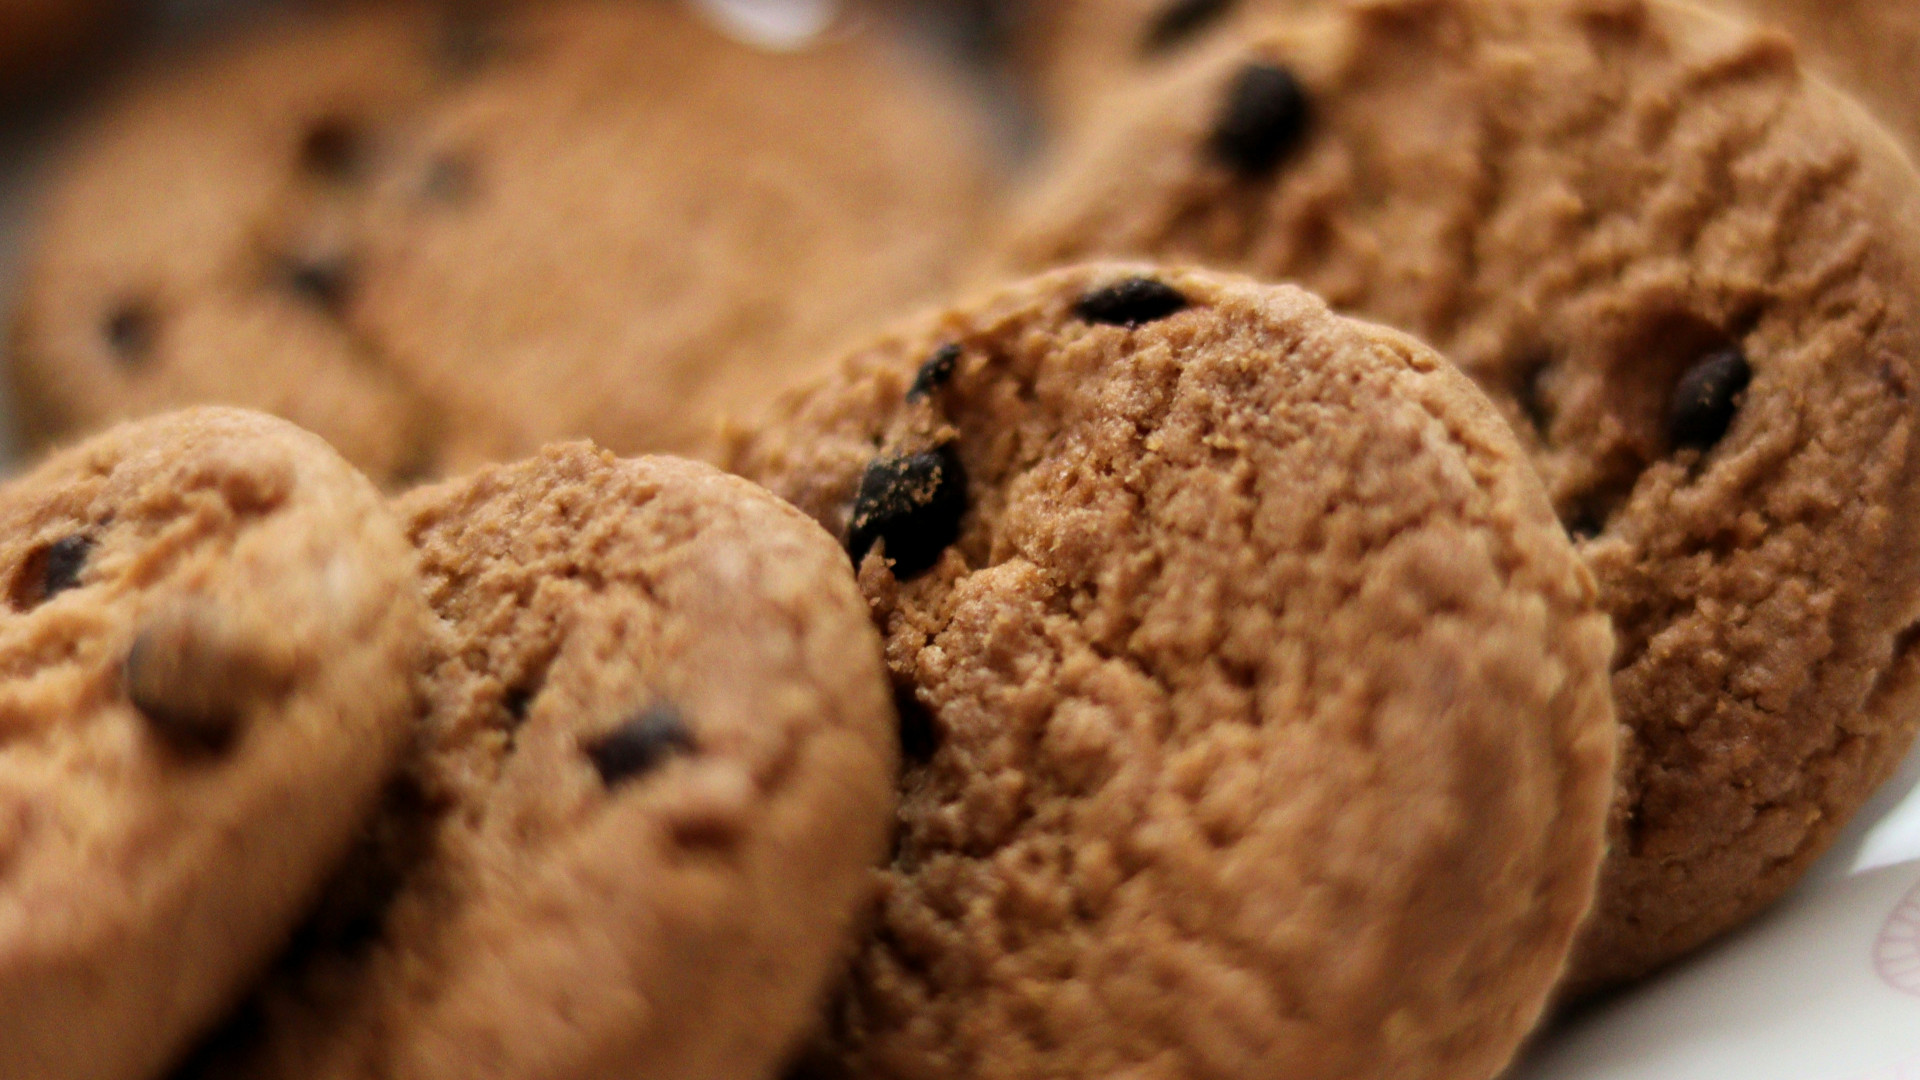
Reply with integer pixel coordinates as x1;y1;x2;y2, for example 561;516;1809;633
339;0;999;474
992;0;1920;994
8;1;455;484
8;0;1000;484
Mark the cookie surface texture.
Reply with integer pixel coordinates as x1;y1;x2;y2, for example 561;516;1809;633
338;0;995;471
995;0;1920;991
174;446;897;1080
9;3;452;483
732;264;1618;1080
0;407;425;1080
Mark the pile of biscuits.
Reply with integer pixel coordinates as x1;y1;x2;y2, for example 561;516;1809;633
1;1;1916;1079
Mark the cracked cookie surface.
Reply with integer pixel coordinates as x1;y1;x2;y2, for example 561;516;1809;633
732;264;1617;1080
174;445;897;1080
0;407;426;1080
993;0;1920;992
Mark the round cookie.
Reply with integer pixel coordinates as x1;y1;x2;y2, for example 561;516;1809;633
992;0;1920;992
730;264;1618;1080
1017;0;1920;160
172;446;897;1080
334;0;996;472
9;2;457;483
0;407;426;1080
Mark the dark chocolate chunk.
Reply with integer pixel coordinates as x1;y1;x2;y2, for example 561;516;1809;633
502;685;534;723
906;344;961;403
585;703;694;787
9;534;91;611
1141;0;1234;55
1209;62;1310;176
848;445;969;580
1074;277;1190;328
1668;347;1751;451
299;117;364;181
126;615;249;755
284;254;355;312
104;303;156;367
895;685;940;765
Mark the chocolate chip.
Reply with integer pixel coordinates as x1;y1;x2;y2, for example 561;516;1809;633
420;154;476;204
9;534;91;611
1074;277;1190;327
584;703;694;787
895;686;939;765
1209;62;1310;176
848;445;968;580
502;685;534;723
126;607;255;754
906;344;961;403
1141;0;1234;54
283;254;355;312
104;303;156;367
1668;347;1751;451
299;117;364;181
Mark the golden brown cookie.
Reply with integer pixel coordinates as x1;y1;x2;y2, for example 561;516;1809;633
8;3;457;483
11;0;996;483
993;0;1920;992
173;446;897;1080
338;0;996;472
0;407;426;1080
731;264;1618;1080
1014;0;1920;157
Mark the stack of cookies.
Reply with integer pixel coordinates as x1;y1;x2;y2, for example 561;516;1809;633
0;1;1915;1079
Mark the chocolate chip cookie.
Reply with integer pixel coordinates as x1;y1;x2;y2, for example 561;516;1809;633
8;2;459;484
173;445;897;1080
337;0;995;472
0;407;426;1080
993;0;1920;992
731;264;1618;1080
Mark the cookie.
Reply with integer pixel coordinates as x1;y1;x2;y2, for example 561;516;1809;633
337;0;996;472
173;446;897;1080
9;2;457;484
0;407;426;1080
1016;0;1920;158
992;0;1920;992
730;264;1618;1080
11;0;995;483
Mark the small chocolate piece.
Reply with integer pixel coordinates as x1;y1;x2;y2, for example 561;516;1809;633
299;117;364;182
502;685;535;723
420;154;476;205
1209;62;1310;176
1668;346;1752;451
104;303;156;367
283;254;355;312
906;344;961;402
1074;277;1190;328
126;604;259;754
585;703;694;787
848;445;969;579
1141;0;1235;55
10;534;92;611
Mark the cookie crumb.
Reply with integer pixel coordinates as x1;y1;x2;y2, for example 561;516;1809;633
584;703;694;787
848;445;968;579
1074;277;1190;327
1209;62;1310;176
1668;346;1751;451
